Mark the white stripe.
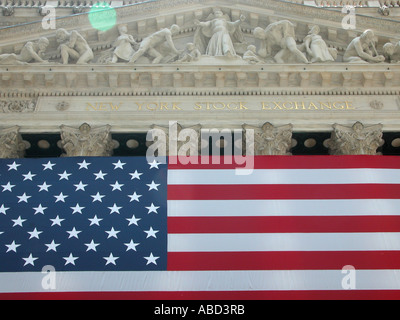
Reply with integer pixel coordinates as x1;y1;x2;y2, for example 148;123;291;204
167;199;400;217
1;270;400;293
168;169;400;185
168;233;400;252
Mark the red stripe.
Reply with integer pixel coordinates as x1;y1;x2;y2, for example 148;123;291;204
1;290;400;300
167;251;400;271
168;155;400;170
168;184;400;200
168;216;400;233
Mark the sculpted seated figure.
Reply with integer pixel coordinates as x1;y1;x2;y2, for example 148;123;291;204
0;37;49;65
343;29;385;63
56;28;94;65
302;25;336;63
383;41;400;63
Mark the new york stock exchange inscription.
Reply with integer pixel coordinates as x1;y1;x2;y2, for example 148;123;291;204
82;100;356;112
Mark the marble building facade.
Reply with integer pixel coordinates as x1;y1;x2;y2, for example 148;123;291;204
1;0;400;158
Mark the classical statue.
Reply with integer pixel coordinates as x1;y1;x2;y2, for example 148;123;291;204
243;122;293;155
243;45;265;64
129;24;181;64
302;25;336;63
383;41;400;63
111;24;137;63
0;37;49;65
328;122;384;155
56;28;94;64
176;43;201;63
254;20;309;64
343;29;385;63
193;8;246;58
60;123;114;157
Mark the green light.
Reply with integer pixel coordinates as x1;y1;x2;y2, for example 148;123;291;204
88;2;117;32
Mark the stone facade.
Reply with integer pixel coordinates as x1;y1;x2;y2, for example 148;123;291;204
0;0;399;157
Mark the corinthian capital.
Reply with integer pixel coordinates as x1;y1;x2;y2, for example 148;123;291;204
60;123;114;157
327;122;384;155
243;122;293;155
0;126;25;159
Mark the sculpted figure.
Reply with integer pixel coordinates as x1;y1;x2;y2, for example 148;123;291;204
129;24;181;64
60;123;114;157
56;28;94;64
111;24;137;63
343;29;385;63
243;45;265;64
0;37;49;65
254;20;309;64
302;25;336;62
383;41;400;63
176;43;201;63
328;122;384;155
194;8;245;58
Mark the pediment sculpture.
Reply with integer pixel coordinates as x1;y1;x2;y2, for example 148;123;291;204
0;8;398;66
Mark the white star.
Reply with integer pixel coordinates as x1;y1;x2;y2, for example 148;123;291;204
23;254;38;266
88;215;103;226
113;160;126;170
45;240;60;252
77;160;91;169
74;181;88;191
127;192;142;202
144;253;160;265
148;159;161;169
67;227;82;239
22;171;36;181
54;192;68;203
7;161;21;171
147;181;160;191
12;216;26;227
17;193;31;203
63;253;79;266
58;171;72;180
85;240;100;252
108;203;122;214
129;170;143;180
146;203;160;214
5;241;21;253
110;181;124;191
70;203;85;214
28;228;43;239
50;215;65;227
94;170;107;180
1;182;15;192
0;204;9;215
124;240;140;252
144;227;159;239
42;161;56;171
103;253;119;266
38;182;51;192
126;214;141;226
105;227;120;239
91;192;105;203
33;204;47;215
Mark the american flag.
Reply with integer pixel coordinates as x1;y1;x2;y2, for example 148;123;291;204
0;155;400;299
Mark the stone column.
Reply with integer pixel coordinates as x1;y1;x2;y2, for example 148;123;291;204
242;122;293;155
0;126;25;158
60;123;114;157
149;122;202;156
327;122;384;155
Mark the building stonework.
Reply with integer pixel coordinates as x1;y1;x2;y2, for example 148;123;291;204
1;0;400;157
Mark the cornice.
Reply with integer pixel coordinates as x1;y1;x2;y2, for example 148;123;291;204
1;63;399;98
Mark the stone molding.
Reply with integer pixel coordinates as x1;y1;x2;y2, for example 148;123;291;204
0;126;25;158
